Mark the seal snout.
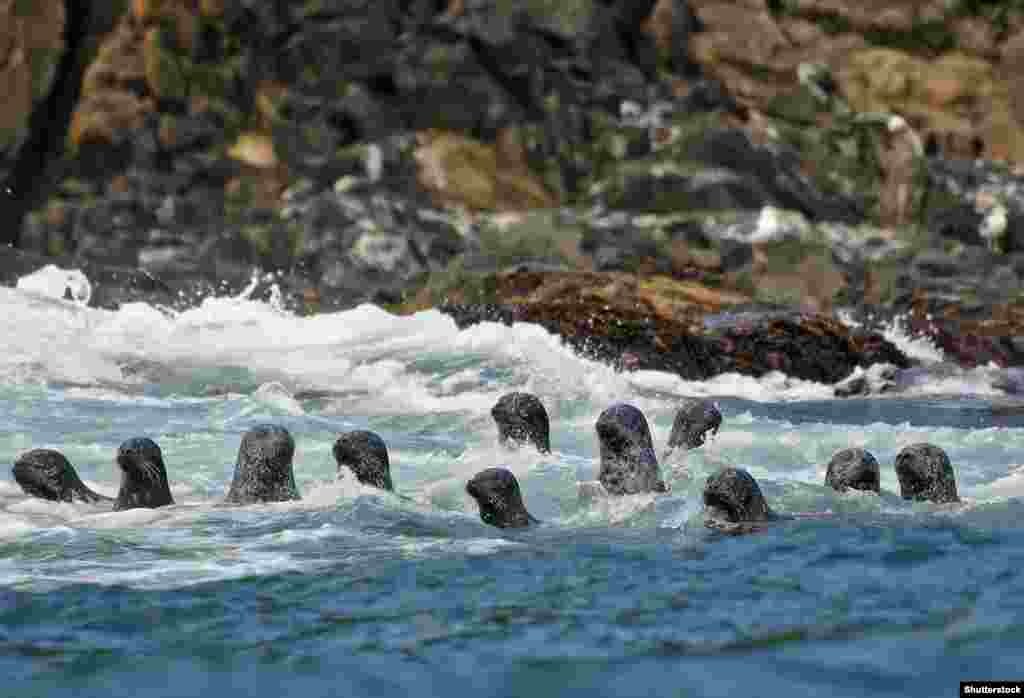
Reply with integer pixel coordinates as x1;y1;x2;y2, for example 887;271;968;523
333;430;393;491
703;467;774;526
466;467;536;528
595;403;665;495
224;424;300;505
667;398;722;451
825;447;881;494
492;392;551;454
13;449;85;502
894;443;959;504
113;437;174;511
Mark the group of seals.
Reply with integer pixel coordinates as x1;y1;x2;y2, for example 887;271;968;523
474;393;723;527
11;391;962;535
825;443;959;503
480;392;962;532
11;424;402;511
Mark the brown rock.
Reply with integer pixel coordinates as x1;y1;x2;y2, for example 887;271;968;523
414;129;556;211
779;18;826;47
690;1;791;71
641;0;680;60
69;89;151;149
954;16;999;59
199;0;227;18
838;48;1024;161
789;0;946;34
1002;29;1024;128
71;11;154;153
0;0;65;153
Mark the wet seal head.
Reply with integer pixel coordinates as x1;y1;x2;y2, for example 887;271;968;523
667;398;722;451
703;467;776;531
825;447;881;494
333;430;393;491
114;438;175;511
894;443;959;503
466;467;538;528
595;403;666;495
12;449;112;504
225;424;300;504
491;392;551;454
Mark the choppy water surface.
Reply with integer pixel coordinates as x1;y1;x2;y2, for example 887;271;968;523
2;278;1023;697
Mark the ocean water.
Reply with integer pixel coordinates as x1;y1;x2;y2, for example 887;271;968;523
2;272;1023;697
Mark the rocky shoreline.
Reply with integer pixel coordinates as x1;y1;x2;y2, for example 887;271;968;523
4;1;1024;392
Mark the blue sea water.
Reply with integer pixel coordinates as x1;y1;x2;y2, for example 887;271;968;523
2;278;1024;697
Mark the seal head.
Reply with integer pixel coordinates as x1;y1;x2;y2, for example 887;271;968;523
894;443;959;503
703;467;775;524
12;449;112;504
224;424;300;504
466;467;538;528
595;403;666;494
825;447;881;494
491;392;551;454
667;398;722;450
333;430;393;491
114;438;175;511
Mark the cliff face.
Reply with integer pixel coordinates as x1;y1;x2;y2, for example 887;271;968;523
4;1;1024;378
690;0;1024;162
0;0;65;175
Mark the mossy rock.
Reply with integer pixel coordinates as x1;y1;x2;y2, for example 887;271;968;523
472;210;585;269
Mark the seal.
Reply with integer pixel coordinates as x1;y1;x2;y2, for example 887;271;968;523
333;430;393;491
667;398;722;451
224;424;300;504
114;438;175;511
466;467;538;528
703;467;777;533
12;449;112;504
825;447;881;494
894;443;959;503
491;392;551;454
595;403;666;494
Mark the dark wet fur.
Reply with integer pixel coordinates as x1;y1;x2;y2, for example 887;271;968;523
491;392;551;454
895;443;959;503
114;438;175;511
595;403;666;495
334;430;393;491
667;398;722;450
466;467;538;528
825;447;881;494
12;449;112;504
703;467;776;529
224;425;300;504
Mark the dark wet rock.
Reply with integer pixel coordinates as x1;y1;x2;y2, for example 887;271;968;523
680;128;863;224
466;467;538;529
833;365;899;398
491;392;551;454
667;398;722;451
436;271;910;383
699;308;910;384
825;447;880;494
333;430;394;492
894;443;959;504
12;449;112;505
